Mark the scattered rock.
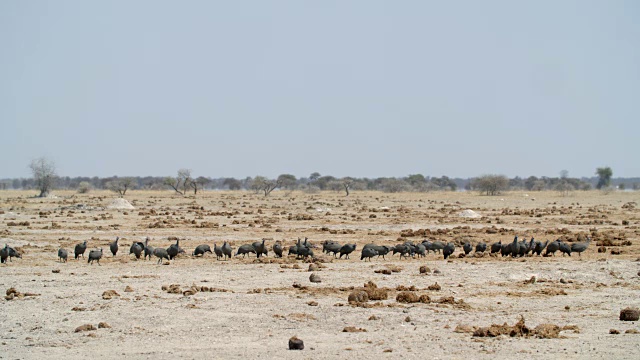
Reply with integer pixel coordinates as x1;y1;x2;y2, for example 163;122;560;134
620;308;640;321
75;324;96;333
308;263;319;272
124;286;134;293
98;322;111;329
363;281;388;300
343;326;367;333
419;266;430;274
427;282;441;291
102;290;120;300
52;269;60;274
307;301;318;306
404;316;411;322
625;329;639;334
289;336;304;350
374;269;392;275
309;273;321;283
348;291;369;304
396;292;419;303
610;329;620;334
368;315;380;321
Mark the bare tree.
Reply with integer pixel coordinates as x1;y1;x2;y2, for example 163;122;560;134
106;177;135;197
29;157;57;197
164;169;192;196
341;177;354;196
190;176;210;195
262;179;281;196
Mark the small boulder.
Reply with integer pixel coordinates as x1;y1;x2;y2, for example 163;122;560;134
75;324;96;332
309;273;321;283
620;307;640;321
289;336;304;350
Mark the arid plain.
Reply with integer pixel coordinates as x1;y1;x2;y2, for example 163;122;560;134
1;189;639;359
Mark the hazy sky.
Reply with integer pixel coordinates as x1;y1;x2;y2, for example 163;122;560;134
1;1;638;179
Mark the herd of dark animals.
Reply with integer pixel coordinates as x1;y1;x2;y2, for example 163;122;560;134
2;235;593;266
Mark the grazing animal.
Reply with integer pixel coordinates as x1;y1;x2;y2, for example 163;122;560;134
463;242;473;255
144;238;154;260
545;240;560;256
109;237;119;257
153;248;170;264
88;248;103;265
130;242;143;260
6;246;21;261
558;241;572;256
296;245;314;259
360;247;378;261
570;237;591;257
74;241;88;260
490;241;502;254
430;241;445;254
236;244;256;258
167;240;180;260
221;241;233;260
324;242;342;257
322;240;339;253
415;243;426;257
58;248;68;263
421;240;433;254
443;242;455;259
193;244;212;256
475;242;487;253
533;240;548;256
252;239;268;258
392;244;412;259
1;244;10;263
339;244;357;259
272;242;283;258
501;242;512;257
214;243;223;260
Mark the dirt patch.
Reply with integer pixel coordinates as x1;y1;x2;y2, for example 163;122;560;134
102;290;120;300
343;326;367;333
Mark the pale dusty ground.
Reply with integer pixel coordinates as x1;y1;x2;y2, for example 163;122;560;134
1;190;640;359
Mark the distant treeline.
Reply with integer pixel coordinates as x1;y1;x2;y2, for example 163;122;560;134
1;174;638;193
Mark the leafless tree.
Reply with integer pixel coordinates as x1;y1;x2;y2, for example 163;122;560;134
29;157;57;197
164;169;192;196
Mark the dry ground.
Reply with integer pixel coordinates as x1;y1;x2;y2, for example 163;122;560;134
1;189;639;359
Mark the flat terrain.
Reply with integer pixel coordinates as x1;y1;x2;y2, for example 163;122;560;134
1;189;640;359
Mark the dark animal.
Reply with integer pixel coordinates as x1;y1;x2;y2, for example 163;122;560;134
463;242;473;255
558;241;572;256
109;237;119;256
74;241;87;260
490;241;502;254
252;239;268;258
475;242;487;253
272;242;283;258
421;240;433;254
324;242;342;257
153;248;170;264
193;244;212;256
545;240;560;256
236;244;256;258
88;248;103;265
322;240;339;254
339;244;357;259
167;239;180;260
415;243;426;257
221;241;232;260
431;241;445;254
363;244;389;259
6;246;21;261
0;244;7;263
570;237;591;257
58;248;68;263
443;242;455;259
144;238;154;260
130;242;144;260
296;245;314;259
360;247;378;261
392;244;412;259
214;243;223;260
533;240;548;256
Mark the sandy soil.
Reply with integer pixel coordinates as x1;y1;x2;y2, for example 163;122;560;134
1;190;639;359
